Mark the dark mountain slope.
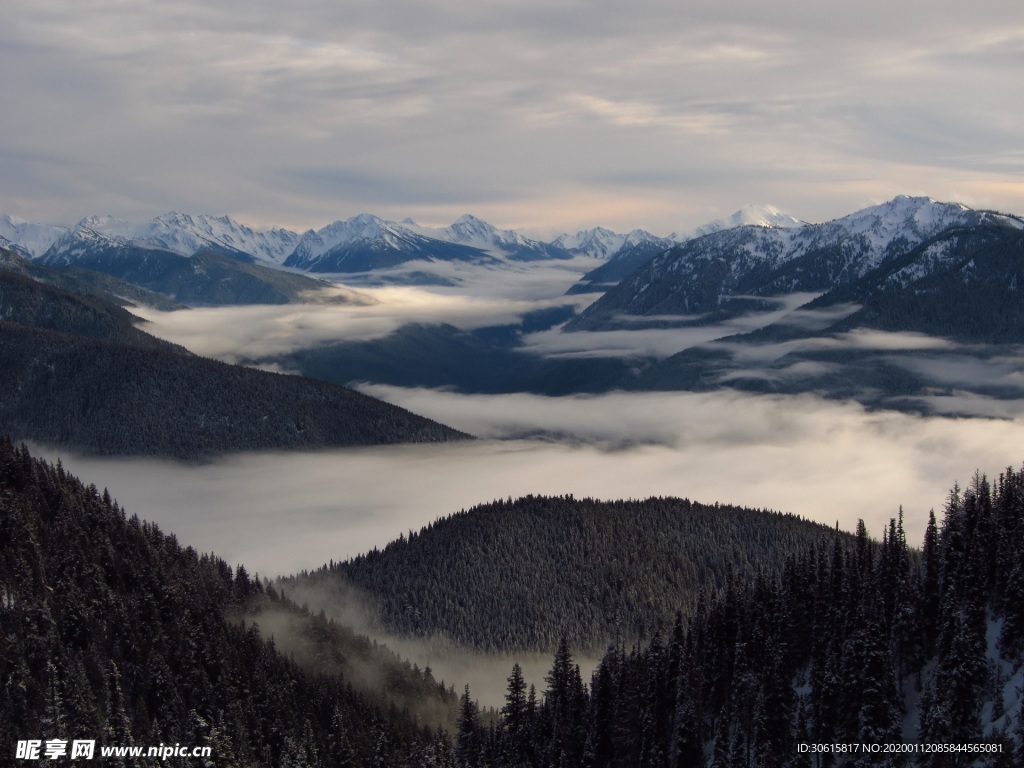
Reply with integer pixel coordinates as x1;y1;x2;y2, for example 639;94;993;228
0;268;181;351
0;440;458;766
565;239;673;295
806;222;1024;342
638;223;1024;406
0;256;469;458
267;318;642;397
296;496;851;654
0;248;183;310
0;324;468;458
39;240;335;306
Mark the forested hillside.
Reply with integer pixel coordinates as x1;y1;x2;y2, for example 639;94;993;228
0;250;469;459
454;472;1024;766
298;496;851;653
0;440;460;766
0;248;184;310
0;265;184;350
38;241;337;306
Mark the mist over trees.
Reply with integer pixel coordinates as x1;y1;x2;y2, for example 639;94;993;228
454;469;1024;767
0;440;459;766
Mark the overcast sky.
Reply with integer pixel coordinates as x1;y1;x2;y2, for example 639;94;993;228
2;0;1023;235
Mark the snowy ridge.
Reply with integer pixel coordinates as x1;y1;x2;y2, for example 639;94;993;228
137;212;301;263
0;215;68;258
689;195;1006;273
37;213;303;265
443;214;536;251
686;204;806;239
288;213;423;262
569;195;1022;328
9;195;1022;276
553;227;628;259
407;214;571;260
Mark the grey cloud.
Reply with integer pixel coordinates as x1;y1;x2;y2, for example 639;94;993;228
3;0;1024;232
892;352;1024;393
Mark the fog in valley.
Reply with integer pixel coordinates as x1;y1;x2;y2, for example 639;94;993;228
34;271;1024;703
49;269;1024;574
39;387;1024;583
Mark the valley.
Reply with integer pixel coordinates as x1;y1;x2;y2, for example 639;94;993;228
4;195;1024;764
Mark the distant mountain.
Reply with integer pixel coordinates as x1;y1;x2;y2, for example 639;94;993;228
0;249;469;458
283;213;494;272
37;219;334;305
565;235;676;295
428;214;571;261
0;214;67;257
568;196;1023;330
564;207;801;296
134;211;301;263
293;495;850;653
30;212;299;264
553;227;631;259
638;221;1024;408
684;203;805;239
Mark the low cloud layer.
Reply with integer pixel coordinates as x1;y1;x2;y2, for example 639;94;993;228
131;270;593;362
38;388;1024;583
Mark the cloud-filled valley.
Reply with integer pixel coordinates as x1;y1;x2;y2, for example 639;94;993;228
39;386;1024;583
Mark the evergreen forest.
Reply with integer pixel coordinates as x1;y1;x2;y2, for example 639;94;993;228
298;497;851;653
452;474;1024;767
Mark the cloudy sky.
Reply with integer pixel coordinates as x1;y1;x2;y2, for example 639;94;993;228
2;0;1023;235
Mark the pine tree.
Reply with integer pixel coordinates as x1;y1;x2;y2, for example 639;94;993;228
456;686;481;768
501;663;529;766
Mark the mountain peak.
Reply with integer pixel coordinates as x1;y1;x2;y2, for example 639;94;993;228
691;205;805;238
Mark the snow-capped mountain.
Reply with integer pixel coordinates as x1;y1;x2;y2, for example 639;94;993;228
39;218;136;266
568;196;1024;330
553;226;672;260
27;215;329;306
283;213;492;273
0;215;69;258
36;213;301;265
135;212;301;263
565;231;678;294
403;214;570;261
553;227;628;259
686;204;806;239
452;213;571;260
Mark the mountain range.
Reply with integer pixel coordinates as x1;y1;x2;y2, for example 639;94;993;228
1;210;681;277
567;195;1024;330
8;195;1024;415
9;197;1018;305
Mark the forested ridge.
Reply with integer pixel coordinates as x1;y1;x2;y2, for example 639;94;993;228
0;440;461;766
453;471;1024;767
38;243;337;306
0;247;185;311
299;497;853;653
0;250;469;459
